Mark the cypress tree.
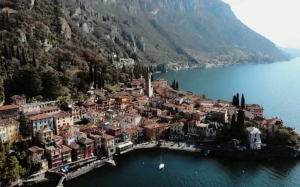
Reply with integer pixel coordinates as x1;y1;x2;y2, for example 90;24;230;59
93;64;97;87
6;11;8;25
32;52;37;67
241;94;245;109
16;46;21;61
16;15;19;27
175;82;179;90
0;138;5;153
89;62;93;84
4;59;8;74
232;95;236;106
3;44;8;59
171;79;176;89
231;114;236;135
22;48;27;66
11;45;15;58
236;93;240;108
151;74;154;82
2;13;5;26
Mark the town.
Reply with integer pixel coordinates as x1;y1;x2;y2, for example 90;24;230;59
0;73;298;186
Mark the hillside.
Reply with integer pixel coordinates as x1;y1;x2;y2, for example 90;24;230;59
279;47;300;58
0;0;130;104
60;0;289;67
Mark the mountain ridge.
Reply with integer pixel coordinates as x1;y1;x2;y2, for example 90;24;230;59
61;0;289;67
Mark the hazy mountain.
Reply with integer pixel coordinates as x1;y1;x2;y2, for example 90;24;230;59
61;0;289;66
279;47;300;58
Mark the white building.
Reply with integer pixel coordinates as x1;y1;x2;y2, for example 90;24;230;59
246;127;261;150
0;125;8;142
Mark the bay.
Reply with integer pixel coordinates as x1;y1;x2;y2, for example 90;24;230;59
60;58;300;187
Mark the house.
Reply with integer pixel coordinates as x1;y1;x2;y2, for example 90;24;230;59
246;127;261;150
198;99;214;106
0;118;20;142
61;145;72;163
174;97;184;105
45;141;62;168
169;121;184;139
71;106;81;122
131;126;144;142
109;125;121;137
83;111;101;123
21;100;59;114
209;107;228;123
36;127;53;143
151;78;167;88
126;128;138;141
88;133;101;154
53;112;73;135
0;105;20;120
205;122;218;139
0;125;8;142
187;121;207;138
116;141;133;153
102;134;116;157
11;95;26;107
68;142;84;161
63;133;79;146
30;114;54;137
58;124;71;136
265;117;283;136
40;106;61;115
245;104;264;118
28;146;45;164
244;109;255;120
143;123;168;140
78;137;94;158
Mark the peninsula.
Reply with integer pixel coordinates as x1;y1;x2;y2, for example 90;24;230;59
0;73;299;186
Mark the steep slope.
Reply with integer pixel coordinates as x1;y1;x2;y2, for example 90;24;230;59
61;0;289;67
0;0;127;103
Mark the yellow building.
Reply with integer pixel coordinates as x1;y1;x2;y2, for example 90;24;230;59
0;118;20;143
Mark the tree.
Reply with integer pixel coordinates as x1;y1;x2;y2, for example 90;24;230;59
2;156;25;182
241;94;245;109
175;82;179;90
0;138;5;154
232;95;237;106
236;93;240;108
32;52;37;67
22;48;27;66
13;66;42;98
93;64;98;88
89;62;93;84
0;78;5;104
151;74;154;82
0;152;5;169
19;114;32;138
41;71;62;99
171;79;176;89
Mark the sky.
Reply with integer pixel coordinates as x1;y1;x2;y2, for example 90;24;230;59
222;0;300;49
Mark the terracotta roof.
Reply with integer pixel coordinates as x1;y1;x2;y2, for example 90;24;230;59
103;134;114;140
0;118;19;125
0;105;19;111
54;112;71;118
78;137;94;144
28;146;44;153
29;113;52;121
61;145;71;152
68;142;80;149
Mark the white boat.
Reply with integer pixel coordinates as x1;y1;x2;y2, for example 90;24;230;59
159;155;164;169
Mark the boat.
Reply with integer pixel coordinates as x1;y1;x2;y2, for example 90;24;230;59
159;155;165;169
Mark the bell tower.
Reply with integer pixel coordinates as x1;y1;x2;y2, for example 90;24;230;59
145;73;153;98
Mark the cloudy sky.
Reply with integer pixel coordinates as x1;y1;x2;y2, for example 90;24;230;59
222;0;300;49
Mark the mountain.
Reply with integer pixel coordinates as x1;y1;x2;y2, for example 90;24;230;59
279;47;300;58
60;0;289;67
0;0;129;103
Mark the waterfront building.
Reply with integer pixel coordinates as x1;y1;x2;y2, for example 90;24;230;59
78;137;94;158
61;145;72;163
0;118;20;142
116;141;133;153
29;114;54;137
45;141;62;168
0;105;20;120
131;126;144;142
265;117;283;136
143;122;168;140
102;134;116;157
169;121;184;139
246;127;261;150
68;142;84;161
88;133;102;154
187;121;207;138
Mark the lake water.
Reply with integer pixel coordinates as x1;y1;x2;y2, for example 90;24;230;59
61;58;300;187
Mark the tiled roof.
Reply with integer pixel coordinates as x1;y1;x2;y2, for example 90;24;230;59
29;113;52;121
78;137;94;144
103;134;114;140
0;105;19;111
28;146;44;153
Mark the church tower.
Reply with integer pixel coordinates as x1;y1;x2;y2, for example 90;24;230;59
145;73;153;98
